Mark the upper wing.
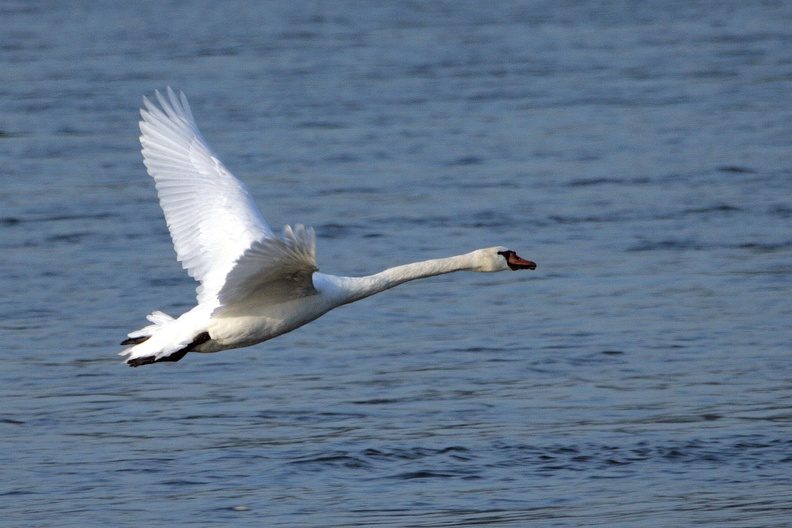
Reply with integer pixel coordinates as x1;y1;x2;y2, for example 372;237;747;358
139;88;274;305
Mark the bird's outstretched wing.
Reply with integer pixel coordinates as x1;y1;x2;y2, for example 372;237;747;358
139;88;317;308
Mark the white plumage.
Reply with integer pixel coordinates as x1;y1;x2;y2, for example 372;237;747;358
120;88;536;366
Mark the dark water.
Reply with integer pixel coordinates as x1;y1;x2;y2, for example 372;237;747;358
2;1;792;526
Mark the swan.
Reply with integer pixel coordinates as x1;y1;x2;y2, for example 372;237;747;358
120;88;536;367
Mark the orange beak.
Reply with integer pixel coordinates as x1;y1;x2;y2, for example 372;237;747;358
499;251;537;270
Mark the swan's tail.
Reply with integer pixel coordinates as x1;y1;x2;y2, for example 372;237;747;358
119;311;208;367
120;310;174;345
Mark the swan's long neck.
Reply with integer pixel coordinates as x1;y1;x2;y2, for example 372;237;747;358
320;252;482;306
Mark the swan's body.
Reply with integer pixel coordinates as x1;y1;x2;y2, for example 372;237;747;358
120;88;536;367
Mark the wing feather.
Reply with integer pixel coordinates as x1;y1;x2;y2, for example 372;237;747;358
215;224;319;313
139;88;274;305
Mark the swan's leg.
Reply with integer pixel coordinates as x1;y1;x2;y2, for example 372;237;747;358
127;332;211;367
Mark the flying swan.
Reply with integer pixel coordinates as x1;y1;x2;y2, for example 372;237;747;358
120;88;536;366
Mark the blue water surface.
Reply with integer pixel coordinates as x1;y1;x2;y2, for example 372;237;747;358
1;1;791;526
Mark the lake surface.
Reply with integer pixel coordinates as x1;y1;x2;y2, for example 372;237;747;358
2;1;792;526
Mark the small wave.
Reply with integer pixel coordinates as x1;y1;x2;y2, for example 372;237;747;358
682;204;741;215
288;451;373;470
717;165;757;174
491;437;792;473
567;177;626;187
281;438;792;482
362;446;470;461
447;156;484;166
393;470;480;480
735;241;792;252
0;212;116;225
628;239;704;251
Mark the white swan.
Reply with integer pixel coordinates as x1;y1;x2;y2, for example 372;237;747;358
120;88;536;367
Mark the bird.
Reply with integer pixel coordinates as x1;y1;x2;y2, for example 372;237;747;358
120;88;536;367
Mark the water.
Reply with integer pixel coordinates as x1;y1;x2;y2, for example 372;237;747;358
2;1;792;526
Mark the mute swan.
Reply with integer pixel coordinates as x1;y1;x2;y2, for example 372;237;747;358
120;88;536;367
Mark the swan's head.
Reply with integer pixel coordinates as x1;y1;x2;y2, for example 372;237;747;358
473;247;537;272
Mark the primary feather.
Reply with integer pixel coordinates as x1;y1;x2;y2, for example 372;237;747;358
140;88;278;308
